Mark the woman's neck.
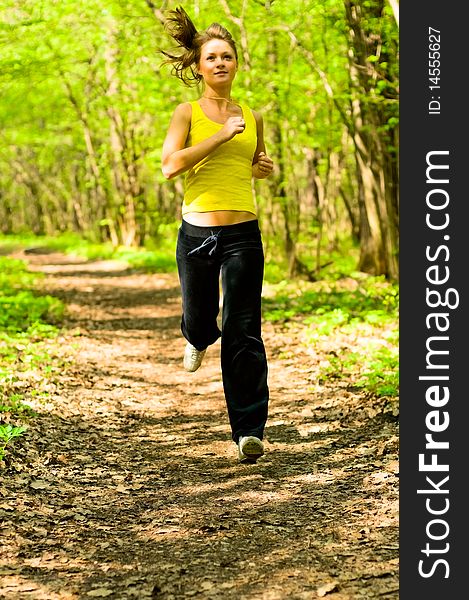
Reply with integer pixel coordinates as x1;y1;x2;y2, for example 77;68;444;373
202;85;232;101
202;94;233;103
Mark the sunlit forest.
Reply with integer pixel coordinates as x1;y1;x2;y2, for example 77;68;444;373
1;0;398;279
1;2;400;597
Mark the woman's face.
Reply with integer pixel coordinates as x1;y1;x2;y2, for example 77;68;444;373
197;39;237;86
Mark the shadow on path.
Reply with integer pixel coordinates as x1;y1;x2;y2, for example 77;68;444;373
1;253;399;600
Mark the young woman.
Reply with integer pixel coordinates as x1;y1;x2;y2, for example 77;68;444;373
160;7;274;463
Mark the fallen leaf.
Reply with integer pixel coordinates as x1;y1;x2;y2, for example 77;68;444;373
86;588;114;597
200;581;214;590
74;514;87;521
15;584;40;592
30;480;49;490
154;527;180;534
317;581;339;597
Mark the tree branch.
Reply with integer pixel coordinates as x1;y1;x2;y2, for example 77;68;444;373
386;0;399;27
143;0;167;25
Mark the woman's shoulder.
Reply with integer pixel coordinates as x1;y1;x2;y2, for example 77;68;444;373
240;102;262;120
245;107;264;128
173;101;193;116
169;102;194;127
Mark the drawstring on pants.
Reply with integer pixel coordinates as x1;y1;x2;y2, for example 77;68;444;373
187;230;222;257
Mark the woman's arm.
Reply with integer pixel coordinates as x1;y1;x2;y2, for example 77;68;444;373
161;103;245;180
251;110;274;179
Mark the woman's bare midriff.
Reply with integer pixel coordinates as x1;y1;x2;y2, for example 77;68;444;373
182;210;257;226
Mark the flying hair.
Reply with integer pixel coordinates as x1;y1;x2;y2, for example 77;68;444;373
160;6;238;87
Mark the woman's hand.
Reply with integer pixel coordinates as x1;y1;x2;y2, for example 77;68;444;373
219;116;246;142
253;151;274;178
162;103;240;179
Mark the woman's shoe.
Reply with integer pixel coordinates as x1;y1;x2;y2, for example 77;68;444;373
183;342;206;372
238;436;264;464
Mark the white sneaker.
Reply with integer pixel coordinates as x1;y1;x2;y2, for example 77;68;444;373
183;342;206;372
238;436;264;464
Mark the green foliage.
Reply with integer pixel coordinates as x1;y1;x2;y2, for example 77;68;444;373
0;256;67;464
262;232;362;284
0;291;64;333
0;0;399;278
263;274;398;399
0;257;38;292
115;248;177;273
1;234;116;259
0;424;27;461
263;275;398;325
0;232;178;273
0;257;64;333
319;346;399;398
0;394;36;417
264;261;287;285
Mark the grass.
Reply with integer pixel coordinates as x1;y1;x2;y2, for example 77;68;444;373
0;257;64;333
318;346;399;397
0;227;179;273
263;274;398;323
263;236;360;284
263;274;399;403
0;255;67;463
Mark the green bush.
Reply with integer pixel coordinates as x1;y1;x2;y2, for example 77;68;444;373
0;257;64;333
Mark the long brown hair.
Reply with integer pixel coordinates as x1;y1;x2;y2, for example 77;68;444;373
160;6;238;86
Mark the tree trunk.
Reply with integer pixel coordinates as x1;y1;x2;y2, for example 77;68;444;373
344;0;399;279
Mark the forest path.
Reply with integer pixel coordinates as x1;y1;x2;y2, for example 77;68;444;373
1;252;398;600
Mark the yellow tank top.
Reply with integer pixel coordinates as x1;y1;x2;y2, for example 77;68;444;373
182;100;258;215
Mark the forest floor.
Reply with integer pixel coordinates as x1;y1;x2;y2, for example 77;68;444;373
0;250;399;600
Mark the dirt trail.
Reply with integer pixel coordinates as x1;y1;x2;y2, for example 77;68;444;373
1;253;399;600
